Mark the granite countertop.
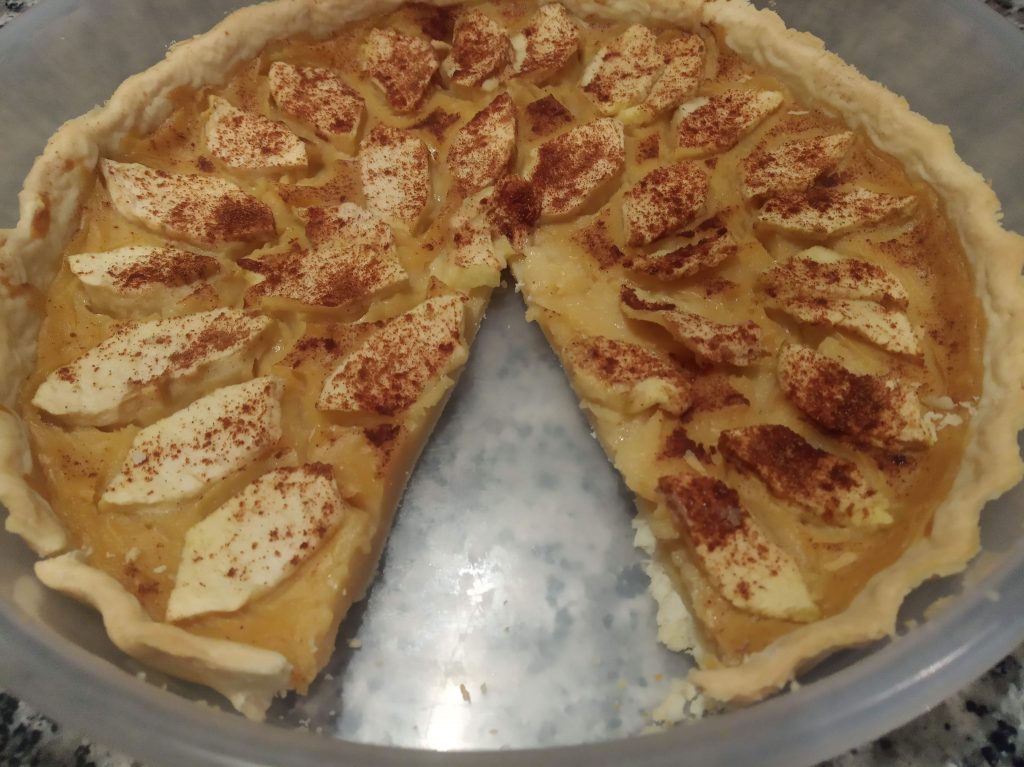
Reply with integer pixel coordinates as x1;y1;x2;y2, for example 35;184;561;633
989;0;1024;29
2;1;1024;766
0;0;37;29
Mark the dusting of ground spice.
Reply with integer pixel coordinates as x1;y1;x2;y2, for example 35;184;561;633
241;246;392;309
446;8;511;88
277;165;360;208
676;89;781;154
413;108;461;140
528;119;624;217
406;1;459;41
525;95;572;136
621;216;736;280
55;366;77;383
703;278;736;297
196;464;342;585
205;196;277;243
244;204;404;309
658;474;745;552
759;187;915;235
484;175;540;248
279;323;386;371
109;378;280;500
301;204;391;250
515;3;578;75
67;310;269;395
763;252;903;303
268;61;365;140
624;160;708;246
206;97;306;172
282;335;340;369
778;346;924;447
362;28;438;113
167;324;249;370
661;425;711;463
574;218;625;269
620;284;674;312
719;425;874;525
581;25;662;111
363;423;404;471
620;285;763;366
319;297;465;416
743;132;852;198
354;322;458;414
447;93;517;194
685;371;749;416
364;423;401;447
636;133;660;163
760;252;915;357
109;248;220;291
360;124;431;226
567;336;691;395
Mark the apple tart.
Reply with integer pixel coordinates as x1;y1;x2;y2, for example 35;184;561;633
1;0;1023;720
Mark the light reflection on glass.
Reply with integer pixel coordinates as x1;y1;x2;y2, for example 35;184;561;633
423;683;473;750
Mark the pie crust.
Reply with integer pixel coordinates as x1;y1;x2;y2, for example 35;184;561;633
1;0;1022;721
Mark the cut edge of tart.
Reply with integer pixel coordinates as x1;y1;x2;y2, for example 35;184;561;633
0;0;1021;723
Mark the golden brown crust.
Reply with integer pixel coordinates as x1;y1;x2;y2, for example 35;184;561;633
0;408;67;555
35;552;291;720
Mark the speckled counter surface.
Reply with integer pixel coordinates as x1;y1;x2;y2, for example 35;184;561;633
1;1;1024;766
0;0;37;29
988;0;1024;29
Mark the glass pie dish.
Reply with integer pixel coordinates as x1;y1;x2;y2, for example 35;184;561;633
0;0;1022;765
